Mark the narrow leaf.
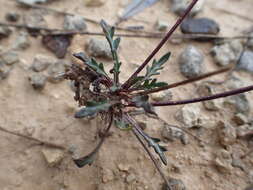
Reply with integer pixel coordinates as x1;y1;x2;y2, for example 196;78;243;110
132;95;156;115
73;152;96;168
113;37;121;51
75;101;112;118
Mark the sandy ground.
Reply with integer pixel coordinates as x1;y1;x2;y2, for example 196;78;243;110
0;0;253;190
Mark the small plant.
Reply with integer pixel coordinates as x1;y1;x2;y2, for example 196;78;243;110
63;0;253;188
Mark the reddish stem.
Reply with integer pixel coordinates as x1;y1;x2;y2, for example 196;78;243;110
122;0;200;89
152;85;253;106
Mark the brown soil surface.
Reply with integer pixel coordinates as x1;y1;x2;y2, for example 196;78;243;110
0;0;253;190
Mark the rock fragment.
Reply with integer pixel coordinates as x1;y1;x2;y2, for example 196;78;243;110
0;51;19;65
211;40;243;66
214;149;233;174
63;15;87;31
237;51;253;73
0;26;12;39
12;31;30;50
23;10;47;28
5;12;20;22
0;62;11;80
41;148;64;167
47;60;66;83
28;72;47;90
179;45;204;78
181;18;220;35
223;94;250;115
171;0;205;16
232;113;248;126
86;38;113;59
156;19;169;31
31;54;55;72
163;177;186;190
150;89;172;102
217;121;236;146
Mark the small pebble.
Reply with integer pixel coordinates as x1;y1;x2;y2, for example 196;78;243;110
214;149;233;174
151;89;172;102
86;38;113;59
179;45;204;78
211;40;243;66
28;72;47;90
41;148;64;167
31;54;55;72
5;12;20;22
237;51;253;73
23;10;47;28
223;94;250;115
12;31;30;50
0;62;11;80
156;19;169;31
47;61;66;83
18;0;48;5
217;121;236;146
63;15;87;31
181;18;220;35
171;0;206;16
0;26;12;39
163;177;186;190
161;124;183;142
0;51;19;65
126;174;136;184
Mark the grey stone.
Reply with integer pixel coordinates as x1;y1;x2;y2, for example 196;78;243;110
223;94;250;115
175;104;208;128
171;0;205;16
214;149;233;174
0;62;11;80
181;18;220;35
28;72;47;90
156;19;169;31
211;40;243;66
217;121;236;146
150;89;172;102
5;12;20;22
23;10;47;28
163;178;186;190
12;31;30;50
47;60;66;83
179;45;204;78
225;76;245;90
232;153;246;171
31;54;55;72
86;38;112;59
102;168;114;183
0;51;19;65
161;124;183;142
237;51;253;73
197;83;221;111
126;174;136;184
0;26;12;39
41;148;64;167
63;15;87;31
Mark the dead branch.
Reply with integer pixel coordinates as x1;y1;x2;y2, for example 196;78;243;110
0;125;66;150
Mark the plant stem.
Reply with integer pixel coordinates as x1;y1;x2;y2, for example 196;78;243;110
152;85;253;107
0;125;66;150
131;124;171;189
131;66;231;95
121;0;200;89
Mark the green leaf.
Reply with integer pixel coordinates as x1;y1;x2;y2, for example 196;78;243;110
114;117;132;130
145;52;171;79
113;37;121;51
132;95;156;115
145;136;168;165
73;53;109;78
73;151;96;168
141;79;168;89
75;101;112;118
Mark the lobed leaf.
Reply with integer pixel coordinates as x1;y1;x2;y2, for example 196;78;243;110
75;100;112;118
132;95;156;115
73;52;109;78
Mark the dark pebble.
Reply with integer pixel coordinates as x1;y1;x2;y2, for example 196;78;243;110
181;18;220;35
5;12;20;22
237;51;253;73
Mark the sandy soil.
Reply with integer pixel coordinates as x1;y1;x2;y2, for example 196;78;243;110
0;0;253;190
